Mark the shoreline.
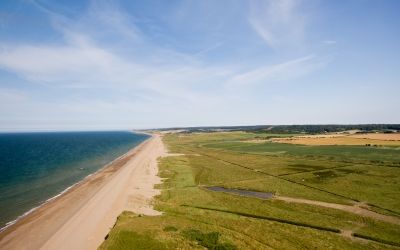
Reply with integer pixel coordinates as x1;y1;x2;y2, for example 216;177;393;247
0;135;150;233
0;133;164;250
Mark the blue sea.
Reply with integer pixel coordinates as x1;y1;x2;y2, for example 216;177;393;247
0;131;149;229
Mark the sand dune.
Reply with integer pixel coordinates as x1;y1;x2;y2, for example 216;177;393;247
0;134;165;250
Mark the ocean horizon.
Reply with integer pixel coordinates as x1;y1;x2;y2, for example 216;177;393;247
0;131;149;229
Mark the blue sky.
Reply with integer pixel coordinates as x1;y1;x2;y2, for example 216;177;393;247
0;0;399;131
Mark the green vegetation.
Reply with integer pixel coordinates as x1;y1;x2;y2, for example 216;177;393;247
182;229;236;249
101;131;400;249
157;124;400;134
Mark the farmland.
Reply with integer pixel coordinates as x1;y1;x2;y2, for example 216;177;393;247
101;131;400;249
272;133;400;146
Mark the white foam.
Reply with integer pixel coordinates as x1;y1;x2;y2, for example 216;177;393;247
0;180;82;233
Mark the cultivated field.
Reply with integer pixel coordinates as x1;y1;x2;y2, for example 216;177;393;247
350;133;400;141
101;131;400;249
272;133;400;146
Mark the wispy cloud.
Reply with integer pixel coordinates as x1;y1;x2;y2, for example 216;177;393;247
0;0;323;94
193;42;224;57
0;32;228;106
0;41;138;87
248;0;307;50
86;0;141;41
0;0;330;130
227;54;325;87
323;40;337;45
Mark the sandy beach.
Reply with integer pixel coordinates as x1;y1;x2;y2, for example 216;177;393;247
0;133;165;250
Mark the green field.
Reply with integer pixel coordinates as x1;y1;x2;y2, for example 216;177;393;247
100;132;400;249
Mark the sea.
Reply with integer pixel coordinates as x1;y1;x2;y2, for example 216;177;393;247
0;131;149;230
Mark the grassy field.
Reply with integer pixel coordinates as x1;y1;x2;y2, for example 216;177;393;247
100;131;400;249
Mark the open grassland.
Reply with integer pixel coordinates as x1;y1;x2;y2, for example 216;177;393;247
272;133;400;146
101;132;400;249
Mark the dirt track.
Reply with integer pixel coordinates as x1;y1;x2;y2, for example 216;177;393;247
275;196;400;225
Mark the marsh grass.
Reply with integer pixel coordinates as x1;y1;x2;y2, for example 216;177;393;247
101;132;400;249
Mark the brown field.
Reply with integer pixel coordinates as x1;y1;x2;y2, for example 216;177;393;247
273;133;400;146
349;133;400;141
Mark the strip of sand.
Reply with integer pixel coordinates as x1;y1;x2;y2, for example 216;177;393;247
0;134;166;250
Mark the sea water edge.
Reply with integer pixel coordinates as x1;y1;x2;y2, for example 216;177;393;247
0;131;150;230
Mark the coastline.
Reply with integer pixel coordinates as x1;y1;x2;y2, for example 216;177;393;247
0;133;164;250
0;135;149;233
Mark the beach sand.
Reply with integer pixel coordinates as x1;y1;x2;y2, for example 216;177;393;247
0;133;165;250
